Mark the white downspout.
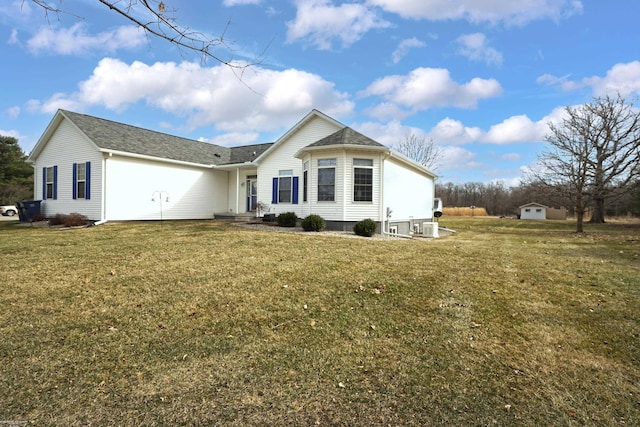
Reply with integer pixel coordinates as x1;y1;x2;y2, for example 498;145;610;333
102;153;109;222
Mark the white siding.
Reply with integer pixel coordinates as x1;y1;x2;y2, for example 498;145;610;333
343;153;382;221
520;206;546;220
300;150;385;221
104;155;227;220
382;157;434;221
257;116;342;217
32;120;103;220
303;149;346;221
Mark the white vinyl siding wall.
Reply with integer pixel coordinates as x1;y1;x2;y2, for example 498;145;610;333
382;157;433;221
520;205;546;220
257;116;342;217
33;120;103;220
307;150;345;221
104;156;227;220
344;154;381;221
298;151;382;221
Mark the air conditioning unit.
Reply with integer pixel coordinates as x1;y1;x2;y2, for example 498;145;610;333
389;225;398;235
423;222;439;238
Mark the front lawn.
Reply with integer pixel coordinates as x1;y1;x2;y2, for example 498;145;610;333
0;218;638;425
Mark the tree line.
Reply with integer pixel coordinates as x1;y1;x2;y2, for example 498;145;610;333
435;179;640;219
401;94;640;232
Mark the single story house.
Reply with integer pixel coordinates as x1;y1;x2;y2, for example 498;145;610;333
28;109;438;233
519;203;547;220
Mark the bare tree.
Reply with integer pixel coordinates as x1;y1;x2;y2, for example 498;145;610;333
27;0;264;69
535;95;640;230
534;102;601;232
581;95;640;222
393;132;441;172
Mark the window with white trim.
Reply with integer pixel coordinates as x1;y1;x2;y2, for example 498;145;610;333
317;158;336;202
278;169;293;203
76;163;86;199
303;161;309;203
45;166;55;199
353;158;373;202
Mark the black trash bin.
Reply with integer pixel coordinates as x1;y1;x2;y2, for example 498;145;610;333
19;200;42;222
15;201;26;222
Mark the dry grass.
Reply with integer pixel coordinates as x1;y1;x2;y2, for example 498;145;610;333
442;206;489;216
0;217;638;426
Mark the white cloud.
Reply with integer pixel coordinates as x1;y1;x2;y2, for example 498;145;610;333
583;61;640;97
538;61;640;97
367;0;583;25
438;146;480;171
26;23;146;56
207;132;261;147
536;73;582;91
482;114;547;144
287;0;391;50
360;67;503;113
455;33;503;66
223;0;262;5
392;37;426;64
0;0;36;27
427;107;567;147
0;127;21;139
6;106;20;119
29;58;354;133
427;117;483;145
365;102;411;121
8;29;19;45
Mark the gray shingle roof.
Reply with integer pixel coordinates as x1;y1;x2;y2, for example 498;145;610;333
306;127;386;148
230;142;273;164
60;110;272;166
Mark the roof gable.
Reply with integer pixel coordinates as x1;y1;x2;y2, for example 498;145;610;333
519;203;548;209
254;109;345;162
306;127;386;149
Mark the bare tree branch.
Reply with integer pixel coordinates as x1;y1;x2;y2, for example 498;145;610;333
532;94;640;230
392;132;441;172
27;0;264;70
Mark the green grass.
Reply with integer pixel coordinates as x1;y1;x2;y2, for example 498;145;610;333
0;217;638;426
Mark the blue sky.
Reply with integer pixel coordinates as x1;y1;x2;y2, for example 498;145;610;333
2;0;639;185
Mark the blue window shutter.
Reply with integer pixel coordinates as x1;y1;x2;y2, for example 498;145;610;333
272;177;278;204
85;161;91;200
42;167;47;200
292;176;299;204
72;163;77;200
53;165;58;200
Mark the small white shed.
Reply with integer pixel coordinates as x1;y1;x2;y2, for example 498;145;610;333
519;203;547;220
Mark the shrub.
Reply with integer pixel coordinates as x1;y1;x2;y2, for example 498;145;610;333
64;212;89;227
48;213;89;227
353;218;377;237
301;214;326;232
277;212;298;227
48;213;66;226
31;213;46;222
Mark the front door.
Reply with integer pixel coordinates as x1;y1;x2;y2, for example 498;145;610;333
246;176;257;212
